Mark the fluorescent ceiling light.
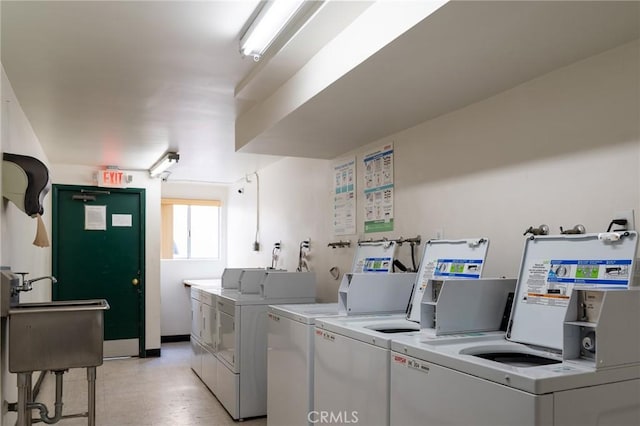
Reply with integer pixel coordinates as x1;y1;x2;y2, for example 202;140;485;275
149;152;179;177
240;0;306;61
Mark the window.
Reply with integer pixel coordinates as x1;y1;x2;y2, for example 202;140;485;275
161;198;221;259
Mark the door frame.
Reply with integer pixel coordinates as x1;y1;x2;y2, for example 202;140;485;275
52;184;146;356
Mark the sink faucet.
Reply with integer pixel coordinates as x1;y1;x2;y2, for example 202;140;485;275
11;274;57;297
25;276;57;287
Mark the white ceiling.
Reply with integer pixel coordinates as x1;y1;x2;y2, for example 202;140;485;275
2;1;639;182
1;0;365;183
237;0;640;158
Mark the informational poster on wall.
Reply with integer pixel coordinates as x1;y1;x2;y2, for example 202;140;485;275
333;157;356;235
363;143;394;233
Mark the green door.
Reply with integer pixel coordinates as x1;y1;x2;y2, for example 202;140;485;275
52;184;145;356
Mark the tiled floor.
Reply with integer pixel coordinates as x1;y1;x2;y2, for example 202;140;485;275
35;342;267;425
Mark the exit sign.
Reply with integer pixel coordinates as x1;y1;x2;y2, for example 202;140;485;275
97;170;129;188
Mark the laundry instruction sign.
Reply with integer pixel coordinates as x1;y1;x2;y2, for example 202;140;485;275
524;258;632;307
333;157;356;235
363;143;394;233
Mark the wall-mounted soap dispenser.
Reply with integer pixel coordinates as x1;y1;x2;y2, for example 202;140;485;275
2;153;52;247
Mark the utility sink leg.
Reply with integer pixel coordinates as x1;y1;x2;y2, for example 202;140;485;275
17;372;33;426
87;367;96;426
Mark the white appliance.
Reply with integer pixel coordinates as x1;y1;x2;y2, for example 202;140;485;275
389;232;640;426
267;274;416;426
267;303;342;426
266;241;412;426
313;238;506;426
190;269;315;421
187;279;221;385
188;272;241;389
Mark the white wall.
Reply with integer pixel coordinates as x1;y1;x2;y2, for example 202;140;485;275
345;40;640;279
160;181;228;336
227;157;340;301
228;40;640;302
51;165;162;352
1;65;52;426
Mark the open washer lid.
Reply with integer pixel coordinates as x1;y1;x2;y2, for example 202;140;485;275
506;232;638;351
351;240;397;273
406;238;490;322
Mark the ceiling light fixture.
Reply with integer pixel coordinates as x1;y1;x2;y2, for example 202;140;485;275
240;0;317;61
149;152;179;178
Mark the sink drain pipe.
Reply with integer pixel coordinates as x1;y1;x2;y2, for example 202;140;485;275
28;370;65;424
11;367;97;426
11;370;64;426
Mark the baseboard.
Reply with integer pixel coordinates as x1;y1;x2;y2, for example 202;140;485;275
161;334;191;343
144;348;161;358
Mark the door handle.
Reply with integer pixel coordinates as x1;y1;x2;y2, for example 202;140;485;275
132;278;139;286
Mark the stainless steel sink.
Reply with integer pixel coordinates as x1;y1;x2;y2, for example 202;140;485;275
8;299;110;373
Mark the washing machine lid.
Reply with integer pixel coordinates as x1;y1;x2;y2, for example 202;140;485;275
507;232;638;351
269;303;340;324
351;241;397;273
316;314;414;348
406;238;490;322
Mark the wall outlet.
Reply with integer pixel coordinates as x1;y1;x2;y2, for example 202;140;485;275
613;209;635;231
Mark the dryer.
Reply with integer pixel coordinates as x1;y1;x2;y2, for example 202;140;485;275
190;269;316;421
215;270;316;421
187;280;221;388
389;232;640;426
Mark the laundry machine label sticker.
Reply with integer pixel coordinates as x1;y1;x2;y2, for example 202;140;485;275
393;355;430;373
408;359;430;374
359;257;393;273
393;355;407;365
547;259;631;285
316;330;336;342
524;260;569;307
433;258;483;278
393;355;429;373
413;261;437;299
524;259;631;307
421;260;437;280
268;313;280;322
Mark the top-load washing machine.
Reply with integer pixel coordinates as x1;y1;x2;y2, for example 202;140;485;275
313;238;517;426
267;241;418;426
389;231;640;426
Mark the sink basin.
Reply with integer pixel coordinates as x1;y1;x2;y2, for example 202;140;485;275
8;299;110;373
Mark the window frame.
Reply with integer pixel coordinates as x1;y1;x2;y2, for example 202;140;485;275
161;198;222;260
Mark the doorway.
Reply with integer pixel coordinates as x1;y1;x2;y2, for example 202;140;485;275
52;184;145;357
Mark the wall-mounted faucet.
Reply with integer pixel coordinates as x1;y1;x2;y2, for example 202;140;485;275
11;273;57;297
